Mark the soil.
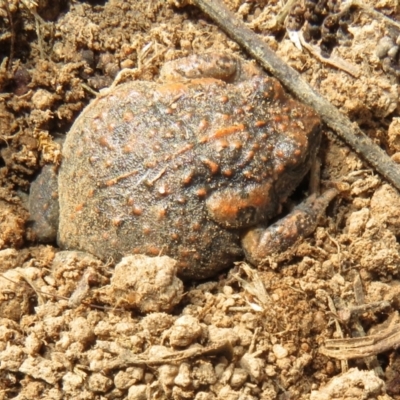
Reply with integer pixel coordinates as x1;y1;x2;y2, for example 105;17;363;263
1;0;400;399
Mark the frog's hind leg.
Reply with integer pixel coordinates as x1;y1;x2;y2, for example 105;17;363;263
241;188;338;265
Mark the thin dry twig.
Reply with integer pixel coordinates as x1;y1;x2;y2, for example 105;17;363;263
322;277;393;363
320;318;400;360
350;274;383;375
326;294;348;372
297;32;360;78
93;340;234;371
348;0;400;31
0;273;125;312
185;0;400;192
2;0;15;70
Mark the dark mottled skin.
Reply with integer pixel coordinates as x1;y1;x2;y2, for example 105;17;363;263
41;54;321;279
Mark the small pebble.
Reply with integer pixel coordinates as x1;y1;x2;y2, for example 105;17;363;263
272;344;288;359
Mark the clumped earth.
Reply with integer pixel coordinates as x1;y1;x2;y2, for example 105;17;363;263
1;0;400;399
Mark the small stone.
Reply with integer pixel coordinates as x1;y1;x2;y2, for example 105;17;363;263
114;368;144;389
24;333;42;356
19;356;64;385
229;368;248;389
240;353;265;382
69;316;95;347
0;345;25;372
62;371;85;393
265;364;277;377
158;364;179;391
32;89;56;110
174;363;192;388
169;315;202;347
347;208;370;236
376;36;394;59
272;344;288;359
99;255;183;313
388;45;399;59
192;362;217;386
87;372;113;393
128;384;147;400
0;269;34;321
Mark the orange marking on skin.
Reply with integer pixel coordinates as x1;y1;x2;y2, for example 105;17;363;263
123;144;134;153
99;136;114;150
199;124;245;143
123;111;135;122
176;196;187;204
199;119;209;131
182;171;194;185
145;160;157;168
202;158;219;175
191;222;201;231
107;123;116;132
156;207;167;220
255;120;267;128
243;170;252;179
196;188;207;197
171;232;179;240
105;170;138;186
188;77;224;86
131;206;143;216
155;82;188;95
223;169;233;177
174;143;194;156
177;261;190;269
206;183;272;227
146;246;160;255
158;183;170;196
180;248;194;258
230;140;242;150
112;218;122;227
165;144;194;164
215;139;229;151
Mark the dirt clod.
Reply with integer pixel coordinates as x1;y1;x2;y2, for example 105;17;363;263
98;255;184;313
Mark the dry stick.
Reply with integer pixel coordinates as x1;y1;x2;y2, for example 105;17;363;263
189;0;400;192
3;0;15;70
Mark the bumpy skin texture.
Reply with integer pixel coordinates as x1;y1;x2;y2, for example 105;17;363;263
58;54;320;279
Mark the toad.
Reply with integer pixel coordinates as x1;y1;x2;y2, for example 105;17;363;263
30;53;335;279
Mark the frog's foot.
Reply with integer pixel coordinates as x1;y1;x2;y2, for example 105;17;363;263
241;188;338;265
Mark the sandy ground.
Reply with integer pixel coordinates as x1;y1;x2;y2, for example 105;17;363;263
1;0;400;398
